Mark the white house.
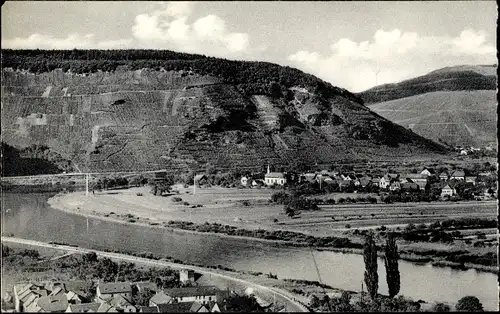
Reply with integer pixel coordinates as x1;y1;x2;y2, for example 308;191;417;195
440;185;456;198
180;269;195;284
264;165;286;186
379;176;392;189
420;169;433;177
240;176;249;186
162;286;221;305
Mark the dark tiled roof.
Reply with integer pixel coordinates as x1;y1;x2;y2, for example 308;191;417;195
157;302;195;313
164;286;220;298
67;302;101;312
98;282;132;294
140;306;159;313
265;172;285;178
37;294;69;312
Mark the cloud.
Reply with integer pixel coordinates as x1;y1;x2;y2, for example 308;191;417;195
1;33;134;50
1;1;255;58
288;28;497;92
131;1;252;56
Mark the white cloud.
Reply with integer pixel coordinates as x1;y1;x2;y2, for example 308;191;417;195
288;28;497;92
1;1;254;58
1;33;133;50
131;1;251;56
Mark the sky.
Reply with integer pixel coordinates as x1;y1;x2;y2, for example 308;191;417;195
1;1;497;92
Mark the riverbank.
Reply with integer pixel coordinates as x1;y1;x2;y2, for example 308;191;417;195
46;190;498;274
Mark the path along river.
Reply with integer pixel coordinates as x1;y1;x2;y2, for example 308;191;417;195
1;192;498;310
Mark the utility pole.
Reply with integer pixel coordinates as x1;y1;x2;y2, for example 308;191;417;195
86;173;89;196
193;174;196;195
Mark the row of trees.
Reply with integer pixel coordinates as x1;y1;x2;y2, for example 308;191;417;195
361;233;485;312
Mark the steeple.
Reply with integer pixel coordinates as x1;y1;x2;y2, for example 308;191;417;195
267;164;270;174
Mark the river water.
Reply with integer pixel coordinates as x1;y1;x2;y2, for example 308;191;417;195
1;192;498;310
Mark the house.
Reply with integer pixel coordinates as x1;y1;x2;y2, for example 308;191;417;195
106;294;136;312
322;176;335;184
464;176;477;185
149;291;173;307
301;173;317;183
163;286;221;304
207;301;221;313
37;294;69;313
13;282;47;312
359;177;372;188
96;282;132;302
441;184;457;198
140;306;160;313
157;301;209;313
133;281;158;294
96;302;118;312
401;182;419;192
420;168;434;177
450;170;466;180
439;172;449;181
66;302;101;313
460;150;468;155
402;174;429;190
65;291;83;304
194;174;208;186
265;172;286;186
180;269;196;284
389;181;401;191
379;176;392;189
240;176;249;186
478;172;492;177
338;180;352;191
251;179;265;187
370;177;381;187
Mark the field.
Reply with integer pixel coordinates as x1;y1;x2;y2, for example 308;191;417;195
50;185;497;239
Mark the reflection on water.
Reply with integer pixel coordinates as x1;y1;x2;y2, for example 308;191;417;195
1;192;498;310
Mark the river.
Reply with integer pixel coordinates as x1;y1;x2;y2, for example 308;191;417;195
1;192;498;310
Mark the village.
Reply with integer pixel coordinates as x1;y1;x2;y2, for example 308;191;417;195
5;260;273;313
188;163;498;203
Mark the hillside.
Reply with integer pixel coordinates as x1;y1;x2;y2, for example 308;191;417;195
360;65;497;148
0;49;448;174
358;65;496;104
368;91;497;148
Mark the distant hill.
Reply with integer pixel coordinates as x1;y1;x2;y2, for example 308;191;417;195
361;65;497;148
358;65;496;104
0;49;448;175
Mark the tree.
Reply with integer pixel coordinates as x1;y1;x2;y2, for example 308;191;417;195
384;233;400;298
455;296;484;312
133;288;155;306
432;302;451;312
363;232;379;300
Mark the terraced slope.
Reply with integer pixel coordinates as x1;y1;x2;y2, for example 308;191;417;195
361;65;497;148
1;49;448;173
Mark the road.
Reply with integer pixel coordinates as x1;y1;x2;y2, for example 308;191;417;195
1;237;309;312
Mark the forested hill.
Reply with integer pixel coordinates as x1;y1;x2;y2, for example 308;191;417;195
1;49;448;174
1;49;363;104
357;65;497;104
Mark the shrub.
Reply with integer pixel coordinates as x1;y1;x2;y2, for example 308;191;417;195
183;202;190;206
455;296;483;312
172;197;182;202
345;224;351;229
432;302;451;312
128;219;136;223
136;192;143;196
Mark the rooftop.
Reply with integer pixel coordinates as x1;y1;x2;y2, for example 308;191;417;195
163;286;220;298
98;282;132;294
67;302;101;313
265;172;285;178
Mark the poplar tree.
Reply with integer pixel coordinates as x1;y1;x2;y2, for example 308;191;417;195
384;232;401;298
363;232;379;300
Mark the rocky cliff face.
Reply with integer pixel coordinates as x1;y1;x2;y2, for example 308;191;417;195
1;53;448;173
